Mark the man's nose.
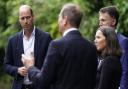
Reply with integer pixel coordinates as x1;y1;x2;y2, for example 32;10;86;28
99;21;103;27
25;18;27;21
24;18;28;24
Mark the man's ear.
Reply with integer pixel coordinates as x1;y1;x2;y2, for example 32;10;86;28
112;19;116;26
63;16;68;26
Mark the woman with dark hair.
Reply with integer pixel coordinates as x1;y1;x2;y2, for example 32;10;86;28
94;26;122;89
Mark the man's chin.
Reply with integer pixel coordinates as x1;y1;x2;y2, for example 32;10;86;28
23;27;29;31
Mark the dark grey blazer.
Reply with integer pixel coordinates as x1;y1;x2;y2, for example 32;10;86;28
4;28;52;89
28;30;97;89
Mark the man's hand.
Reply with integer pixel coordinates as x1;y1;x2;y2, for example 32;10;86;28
21;54;35;69
18;66;27;76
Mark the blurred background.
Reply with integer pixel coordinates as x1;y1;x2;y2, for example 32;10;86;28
0;0;128;89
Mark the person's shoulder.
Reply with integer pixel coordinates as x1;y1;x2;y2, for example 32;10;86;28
6;31;22;45
105;56;119;60
82;38;97;51
8;31;22;40
50;38;63;44
35;28;51;37
48;37;67;48
35;28;49;34
104;56;120;65
102;56;121;74
119;33;128;44
47;39;62;50
117;33;128;40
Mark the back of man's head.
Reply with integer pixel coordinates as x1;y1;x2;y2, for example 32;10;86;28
61;3;83;28
99;6;119;26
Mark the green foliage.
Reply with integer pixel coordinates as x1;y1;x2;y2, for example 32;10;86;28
0;75;12;89
114;0;128;36
0;0;128;89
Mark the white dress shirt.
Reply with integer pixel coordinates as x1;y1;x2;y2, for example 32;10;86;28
22;27;35;85
63;28;78;37
23;27;35;56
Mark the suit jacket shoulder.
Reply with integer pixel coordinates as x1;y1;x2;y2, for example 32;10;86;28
98;56;122;89
35;28;51;39
103;56;121;70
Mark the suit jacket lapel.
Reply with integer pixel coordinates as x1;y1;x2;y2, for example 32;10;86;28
34;28;40;62
16;31;24;66
18;31;24;55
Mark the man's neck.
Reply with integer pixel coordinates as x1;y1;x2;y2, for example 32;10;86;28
24;31;33;39
23;26;35;39
63;27;78;36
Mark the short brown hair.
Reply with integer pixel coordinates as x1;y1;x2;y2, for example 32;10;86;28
61;3;83;28
99;6;119;26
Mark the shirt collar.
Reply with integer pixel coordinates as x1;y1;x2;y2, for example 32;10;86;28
23;26;35;39
63;28;78;37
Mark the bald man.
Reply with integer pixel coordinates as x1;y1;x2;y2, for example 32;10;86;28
4;5;52;89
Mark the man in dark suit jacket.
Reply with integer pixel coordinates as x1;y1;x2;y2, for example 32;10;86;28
99;6;128;89
4;5;52;89
22;3;97;89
